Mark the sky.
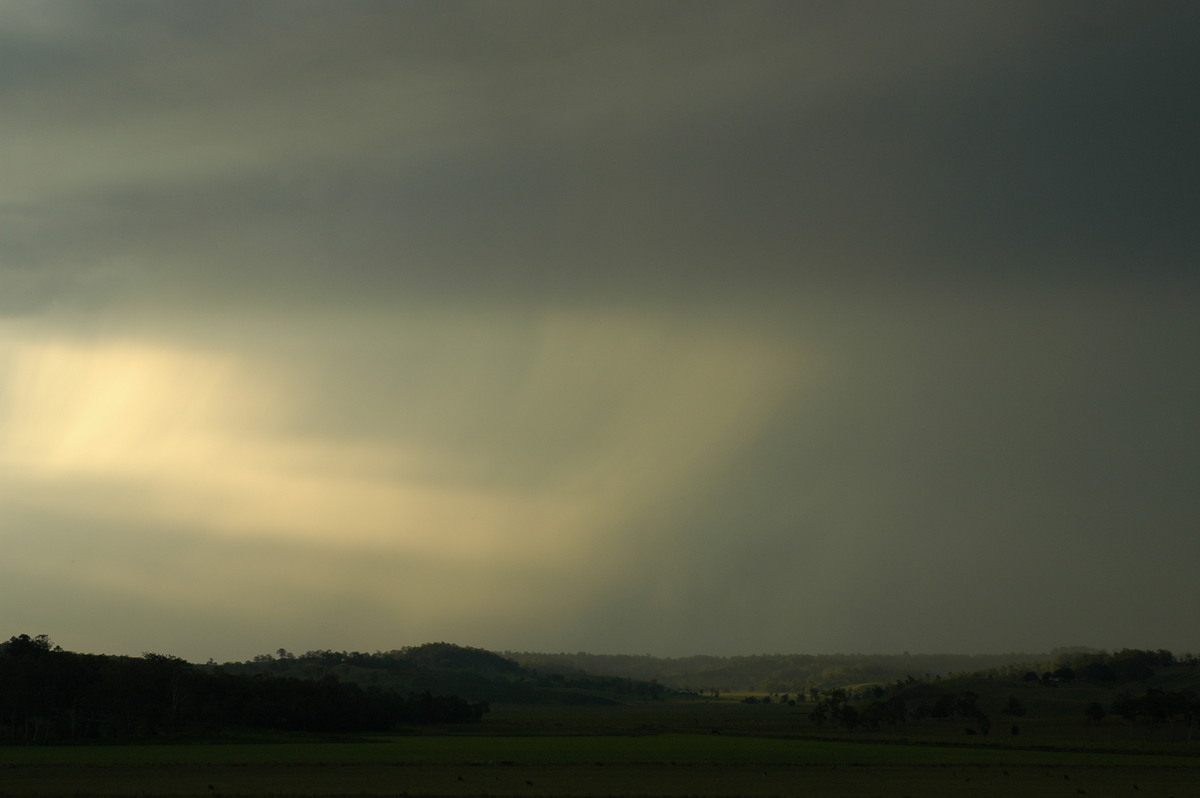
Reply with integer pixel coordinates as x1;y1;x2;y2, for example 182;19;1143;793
2;1;1198;663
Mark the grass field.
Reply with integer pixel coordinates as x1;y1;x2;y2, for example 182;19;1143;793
2;697;1197;797
4;761;1199;798
1;734;1197;768
2;734;1197;797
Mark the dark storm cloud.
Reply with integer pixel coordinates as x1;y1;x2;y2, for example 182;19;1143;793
12;2;1194;318
9;1;1198;310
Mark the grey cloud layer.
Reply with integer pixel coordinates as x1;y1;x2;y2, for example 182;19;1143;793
9;1;1196;316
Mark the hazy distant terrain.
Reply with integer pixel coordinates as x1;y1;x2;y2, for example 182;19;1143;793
506;650;1051;692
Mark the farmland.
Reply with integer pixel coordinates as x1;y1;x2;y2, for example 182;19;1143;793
2;701;1198;797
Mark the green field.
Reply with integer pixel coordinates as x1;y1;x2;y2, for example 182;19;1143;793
2;733;1197;768
3;694;1198;797
3;761;1197;798
2;732;1198;797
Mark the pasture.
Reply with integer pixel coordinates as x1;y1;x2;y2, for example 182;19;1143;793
3;760;1198;797
1;697;1197;797
2;733;1197;797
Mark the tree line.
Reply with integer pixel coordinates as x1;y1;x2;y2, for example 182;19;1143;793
1044;647;1189;684
1109;688;1200;730
807;688;914;731
0;635;487;744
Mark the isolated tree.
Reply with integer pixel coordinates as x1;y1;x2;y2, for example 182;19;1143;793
1112;692;1139;722
1085;701;1106;725
1079;660;1117;682
837;704;861;729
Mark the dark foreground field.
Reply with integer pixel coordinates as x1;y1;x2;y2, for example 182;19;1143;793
2;735;1197;797
3;761;1198;798
2;699;1197;797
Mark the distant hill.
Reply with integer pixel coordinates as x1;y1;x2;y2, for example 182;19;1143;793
0;635;491;743
505;651;1052;693
0;636;674;744
220;642;667;705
